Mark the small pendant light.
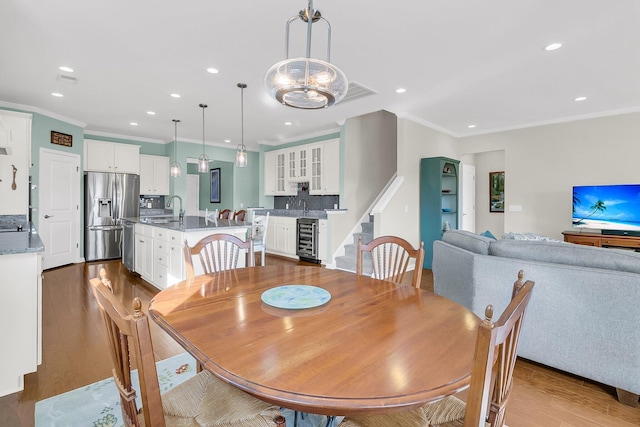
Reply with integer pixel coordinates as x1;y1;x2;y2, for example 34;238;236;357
235;83;248;168
170;119;181;177
197;103;209;173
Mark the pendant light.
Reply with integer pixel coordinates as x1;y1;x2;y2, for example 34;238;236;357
170;119;181;177
197;103;209;173
264;0;348;109
235;83;248;168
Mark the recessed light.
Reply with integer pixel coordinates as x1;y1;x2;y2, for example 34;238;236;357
129;122;138;126
224;139;231;143
59;66;74;73
51;92;64;97
206;67;219;74
284;122;292;126
146;111;156;115
467;124;477;129
574;96;587;102
395;88;406;94
544;42;562;51
170;93;181;98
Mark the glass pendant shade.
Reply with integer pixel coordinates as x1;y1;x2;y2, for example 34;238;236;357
170;161;181;177
197;154;209;173
235;83;248;167
264;0;348;109
235;145;247;167
198;103;209;173
170;119;181;177
265;57;347;109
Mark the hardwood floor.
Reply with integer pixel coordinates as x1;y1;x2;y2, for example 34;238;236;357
0;257;637;426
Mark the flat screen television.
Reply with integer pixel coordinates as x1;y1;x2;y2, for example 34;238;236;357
572;184;640;236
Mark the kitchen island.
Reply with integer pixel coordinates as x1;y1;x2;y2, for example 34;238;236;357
0;218;44;397
124;215;250;290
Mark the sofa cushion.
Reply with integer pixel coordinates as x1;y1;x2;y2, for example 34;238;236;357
442;230;493;255
489;239;640;274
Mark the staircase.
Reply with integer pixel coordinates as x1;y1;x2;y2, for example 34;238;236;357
335;216;374;274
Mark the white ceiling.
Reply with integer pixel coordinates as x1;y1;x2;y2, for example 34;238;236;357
1;1;639;152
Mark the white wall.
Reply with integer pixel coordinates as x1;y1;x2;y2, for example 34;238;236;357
0;110;31;215
458;112;640;239
333;111;397;254
474;150;505;236
376;117;458;248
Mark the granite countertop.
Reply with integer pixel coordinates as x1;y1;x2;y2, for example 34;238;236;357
254;209;346;219
124;215;251;232
0;223;45;255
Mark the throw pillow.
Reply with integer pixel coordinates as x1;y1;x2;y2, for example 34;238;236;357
480;230;497;240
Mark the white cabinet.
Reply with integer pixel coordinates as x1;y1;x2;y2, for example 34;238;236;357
85;140;140;174
266;216;297;258
264;151;277;196
263;139;339;197
309;139;340;195
134;224;154;282
139;154;170;195
0;252;42;397
0;110;31;216
153;227;183;290
318;219;328;263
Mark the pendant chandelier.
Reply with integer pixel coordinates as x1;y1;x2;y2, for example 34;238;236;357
235;83;248;168
264;0;348;109
197;103;209;173
170;119;181;177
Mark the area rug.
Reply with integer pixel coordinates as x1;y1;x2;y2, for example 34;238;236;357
34;352;329;427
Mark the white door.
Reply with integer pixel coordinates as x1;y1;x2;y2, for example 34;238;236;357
461;164;476;232
39;149;81;269
186;174;199;215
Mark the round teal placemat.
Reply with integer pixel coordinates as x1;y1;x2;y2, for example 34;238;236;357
261;285;331;309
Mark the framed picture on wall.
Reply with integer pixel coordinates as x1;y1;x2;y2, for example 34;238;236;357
210;168;221;203
489;171;505;212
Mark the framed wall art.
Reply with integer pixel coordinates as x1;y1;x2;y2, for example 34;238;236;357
210;168;221;203
489;171;505;213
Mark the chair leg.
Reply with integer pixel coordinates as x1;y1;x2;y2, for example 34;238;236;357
262;250;266;266
326;415;336;427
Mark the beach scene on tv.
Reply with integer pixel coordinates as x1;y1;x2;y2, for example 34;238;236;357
572;184;640;231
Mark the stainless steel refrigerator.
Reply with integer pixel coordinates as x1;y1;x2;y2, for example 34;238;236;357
84;172;139;261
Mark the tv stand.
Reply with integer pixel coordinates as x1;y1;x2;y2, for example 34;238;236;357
562;231;640;250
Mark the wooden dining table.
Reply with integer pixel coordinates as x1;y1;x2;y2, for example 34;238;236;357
148;265;480;418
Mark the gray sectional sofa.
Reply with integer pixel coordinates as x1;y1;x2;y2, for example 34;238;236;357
432;230;640;404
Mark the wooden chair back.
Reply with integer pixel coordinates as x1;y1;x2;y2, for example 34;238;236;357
219;209;232;220
183;233;254;279
356;235;425;288
463;272;535;427
89;268;165;427
233;210;247;221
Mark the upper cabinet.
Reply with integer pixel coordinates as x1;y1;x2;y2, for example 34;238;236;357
85;140;140;174
139;155;169;195
0;110;31;216
309;138;339;195
263;138;340;196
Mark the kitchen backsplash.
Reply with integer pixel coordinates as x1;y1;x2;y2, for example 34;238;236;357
274;182;339;211
139;195;165;209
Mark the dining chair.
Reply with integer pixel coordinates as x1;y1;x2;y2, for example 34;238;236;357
340;271;535;427
356;235;425;288
234;209;247;221
219;209;232;219
89;268;285;427
251;212;270;266
206;208;219;220
183;233;254;279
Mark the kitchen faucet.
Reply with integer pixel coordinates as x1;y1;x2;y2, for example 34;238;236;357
167;195;184;224
299;199;308;214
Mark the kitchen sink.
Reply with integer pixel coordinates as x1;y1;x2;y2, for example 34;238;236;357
143;218;179;224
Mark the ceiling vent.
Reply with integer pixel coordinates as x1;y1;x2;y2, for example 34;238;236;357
340;81;377;104
57;74;79;84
